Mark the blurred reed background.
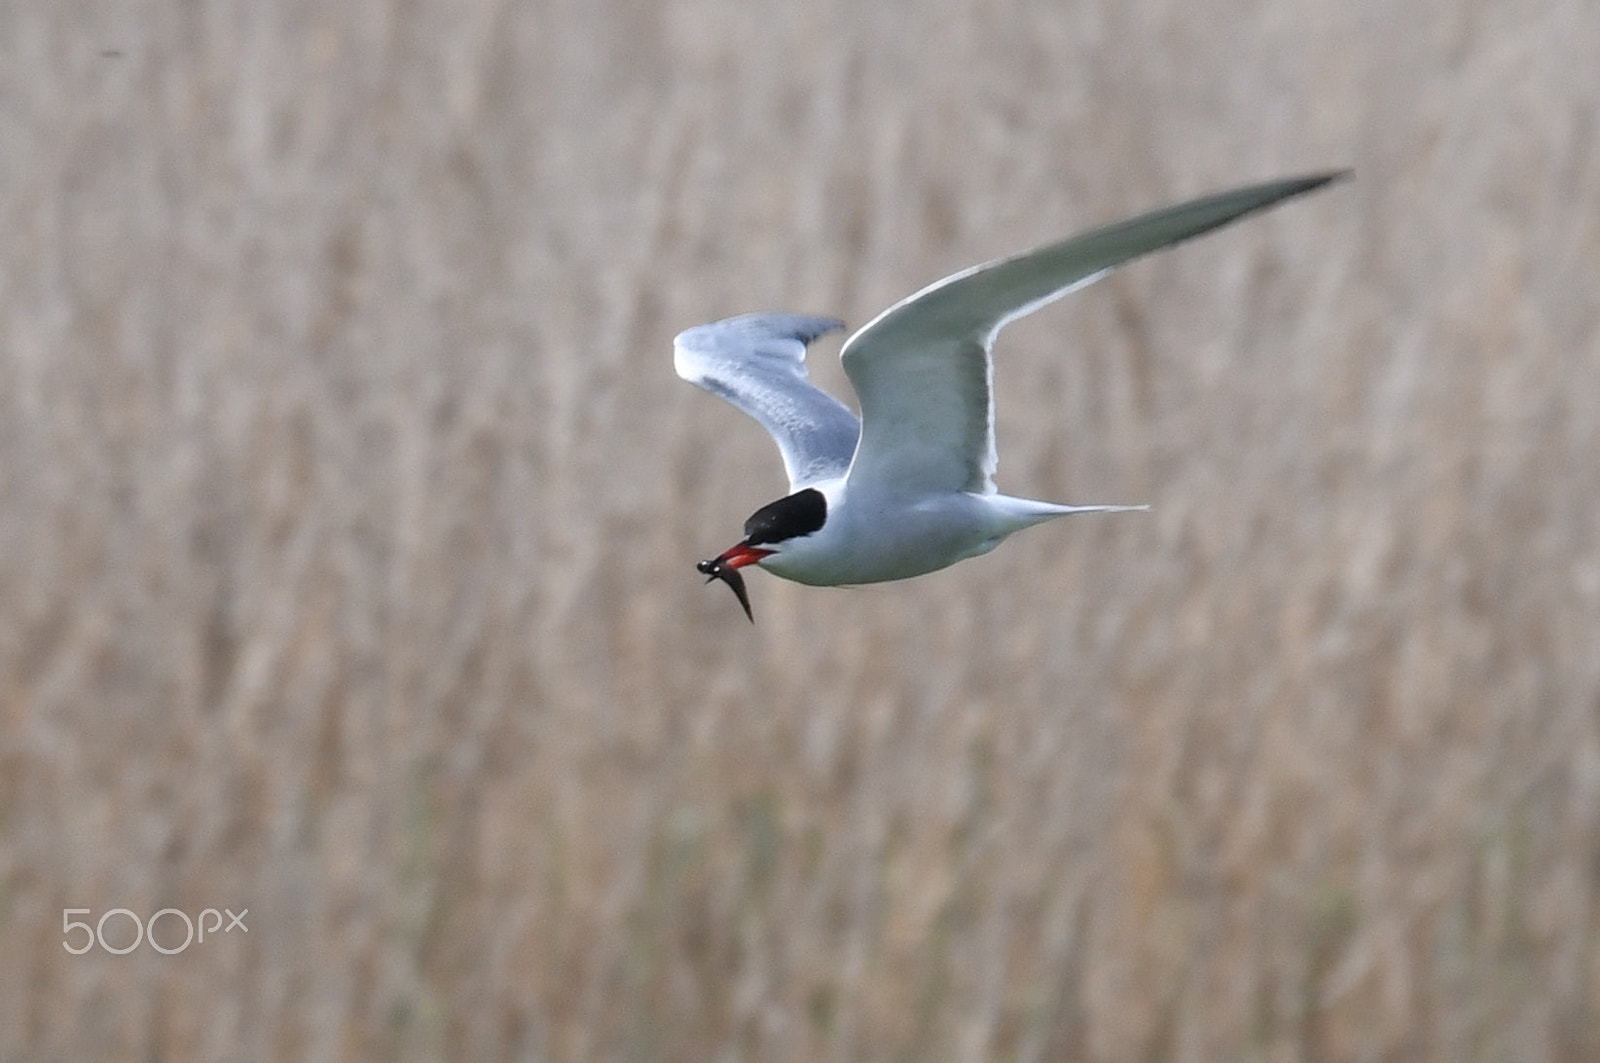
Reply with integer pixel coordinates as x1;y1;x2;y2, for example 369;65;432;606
2;0;1598;1059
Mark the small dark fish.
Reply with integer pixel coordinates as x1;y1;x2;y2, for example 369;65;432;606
698;557;754;622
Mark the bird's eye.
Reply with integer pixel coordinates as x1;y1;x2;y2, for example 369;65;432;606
697;558;717;575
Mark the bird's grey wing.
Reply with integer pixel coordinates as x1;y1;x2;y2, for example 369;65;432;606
674;313;858;490
841;171;1347;495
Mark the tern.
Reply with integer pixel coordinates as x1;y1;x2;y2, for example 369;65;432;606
678;171;1346;620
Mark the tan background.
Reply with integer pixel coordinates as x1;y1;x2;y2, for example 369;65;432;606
3;1;1598;1060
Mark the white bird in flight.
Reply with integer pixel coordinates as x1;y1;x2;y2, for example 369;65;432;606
677;172;1347;620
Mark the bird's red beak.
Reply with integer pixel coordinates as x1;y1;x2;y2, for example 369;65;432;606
714;541;773;569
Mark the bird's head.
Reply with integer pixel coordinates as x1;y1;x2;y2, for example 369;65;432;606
697;487;828;621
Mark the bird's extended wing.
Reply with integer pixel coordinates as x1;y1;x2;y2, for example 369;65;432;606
840;171;1348;495
674;313;858;490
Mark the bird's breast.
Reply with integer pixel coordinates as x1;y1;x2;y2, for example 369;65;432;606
757;492;996;586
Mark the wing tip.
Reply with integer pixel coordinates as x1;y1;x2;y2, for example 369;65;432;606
673;313;848;384
675;313;845;347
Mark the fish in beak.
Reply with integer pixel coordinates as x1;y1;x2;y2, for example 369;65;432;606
696;541;772;622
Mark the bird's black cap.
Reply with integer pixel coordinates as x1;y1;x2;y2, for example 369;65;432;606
743;487;827;545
